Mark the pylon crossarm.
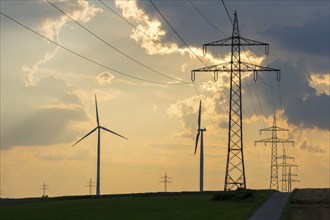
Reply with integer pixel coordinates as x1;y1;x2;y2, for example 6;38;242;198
255;138;274;144
259;126;289;134
203;37;232;53
191;62;232;81
274;127;290;132
240;62;280;72
191;62;231;72
276;138;294;145
288;164;298;168
239;36;269;54
278;156;294;160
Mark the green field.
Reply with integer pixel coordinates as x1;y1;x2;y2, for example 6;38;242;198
0;190;273;220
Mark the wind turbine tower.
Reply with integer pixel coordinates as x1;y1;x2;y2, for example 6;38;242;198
194;100;206;192
72;94;127;197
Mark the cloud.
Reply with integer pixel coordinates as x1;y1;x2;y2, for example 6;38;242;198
309;73;330;95
24;0;102;85
152;104;157;112
261;11;329;58
300;141;326;153
114;0;226;64
96;72;115;85
252;59;330;130
1;75;89;150
167;96;200;139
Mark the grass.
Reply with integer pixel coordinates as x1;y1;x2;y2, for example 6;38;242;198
0;190;273;220
281;188;330;220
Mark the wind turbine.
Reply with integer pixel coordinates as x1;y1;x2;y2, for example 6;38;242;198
194;100;206;192
72;94;127;197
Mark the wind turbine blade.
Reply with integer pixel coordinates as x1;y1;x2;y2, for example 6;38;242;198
100;126;128;140
95;94;100;126
72;127;98;147
197;100;202;129
194;131;200;155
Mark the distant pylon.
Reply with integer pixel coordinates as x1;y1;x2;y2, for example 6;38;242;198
255;115;294;190
86;178;95;196
40;182;49;197
278;148;295;192
159;172;173;192
287;164;299;192
191;11;281;191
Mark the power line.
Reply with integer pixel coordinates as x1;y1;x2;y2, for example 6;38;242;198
149;0;208;67
0;12;187;86
188;0;228;37
47;0;190;85
148;0;229;139
220;0;233;25
98;0;157;41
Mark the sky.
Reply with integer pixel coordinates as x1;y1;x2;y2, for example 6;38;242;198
0;0;329;198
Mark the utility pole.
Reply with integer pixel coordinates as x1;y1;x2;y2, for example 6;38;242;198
255;115;294;190
287;164;299;192
86;178;95;196
278;148;295;192
160;172;172;192
40;182;49;197
191;11;280;191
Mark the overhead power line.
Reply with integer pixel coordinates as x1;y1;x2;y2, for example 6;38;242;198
188;0;228;37
47;0;190;85
220;0;233;25
149;0;208;67
0;12;187;86
149;0;229;139
98;0;157;40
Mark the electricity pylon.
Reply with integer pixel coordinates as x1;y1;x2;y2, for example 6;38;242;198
287;164;299;192
160;172;172;192
86;178;95;196
278;148;295;192
255;115;294;190
191;11;280;191
40;182;49;197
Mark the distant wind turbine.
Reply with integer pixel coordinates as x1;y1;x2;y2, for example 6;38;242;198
194;100;206;192
72;94;127;197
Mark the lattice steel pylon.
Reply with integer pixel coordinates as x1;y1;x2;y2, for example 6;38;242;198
255;116;294;190
40;182;49;197
191;11;280;191
159;172;173;192
278;147;295;192
287;164;299;192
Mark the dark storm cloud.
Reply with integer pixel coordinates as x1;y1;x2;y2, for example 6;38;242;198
137;0;231;49
1;75;89;150
261;12;329;57
251;59;329;130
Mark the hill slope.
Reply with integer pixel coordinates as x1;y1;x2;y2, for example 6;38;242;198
0;191;272;220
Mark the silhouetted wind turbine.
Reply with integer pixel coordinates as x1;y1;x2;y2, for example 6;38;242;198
72;94;127;197
194;100;206;192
